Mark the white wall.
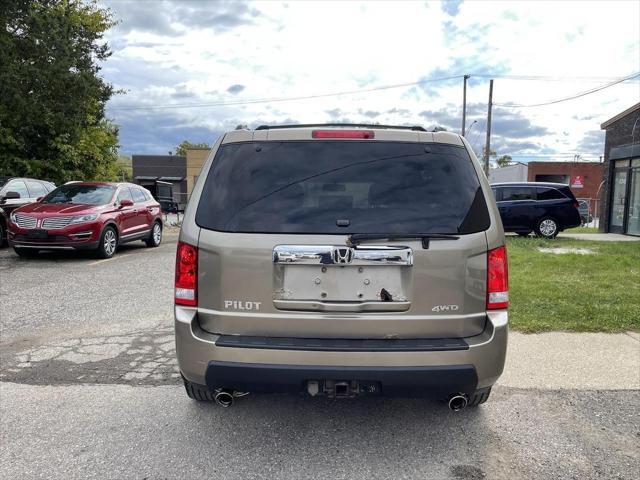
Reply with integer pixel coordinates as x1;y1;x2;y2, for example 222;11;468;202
489;164;528;183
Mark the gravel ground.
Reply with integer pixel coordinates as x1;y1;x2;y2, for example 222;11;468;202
1;237;638;479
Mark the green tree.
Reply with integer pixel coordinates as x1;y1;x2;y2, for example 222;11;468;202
495;155;513;167
0;0;119;184
175;140;211;156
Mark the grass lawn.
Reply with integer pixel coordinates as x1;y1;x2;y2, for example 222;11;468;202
562;226;600;234
506;236;640;332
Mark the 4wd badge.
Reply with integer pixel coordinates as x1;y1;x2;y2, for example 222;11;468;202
432;304;460;312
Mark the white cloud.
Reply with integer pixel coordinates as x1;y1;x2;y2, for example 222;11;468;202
100;0;640;157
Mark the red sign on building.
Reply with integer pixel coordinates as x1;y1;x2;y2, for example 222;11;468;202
570;175;584;188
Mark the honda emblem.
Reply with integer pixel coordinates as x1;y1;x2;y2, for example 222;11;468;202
332;247;354;264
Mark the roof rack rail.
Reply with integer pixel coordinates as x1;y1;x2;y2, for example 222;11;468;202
255;123;427;132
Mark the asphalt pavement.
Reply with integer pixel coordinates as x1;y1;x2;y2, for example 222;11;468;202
1;234;638;479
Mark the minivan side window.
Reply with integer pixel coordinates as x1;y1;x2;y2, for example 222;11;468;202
501;187;533;201
131;188;146;203
536;187;566;200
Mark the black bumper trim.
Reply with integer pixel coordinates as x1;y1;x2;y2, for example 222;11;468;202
205;361;478;396
215;335;469;352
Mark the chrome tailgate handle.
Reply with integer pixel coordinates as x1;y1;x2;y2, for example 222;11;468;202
273;300;411;312
273;245;413;266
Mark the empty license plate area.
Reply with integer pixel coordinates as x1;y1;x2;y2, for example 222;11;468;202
281;264;403;302
273;245;412;308
26;229;49;240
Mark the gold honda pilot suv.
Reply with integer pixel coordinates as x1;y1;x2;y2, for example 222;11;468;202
175;124;508;410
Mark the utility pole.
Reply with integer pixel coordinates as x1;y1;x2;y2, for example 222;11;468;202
484;79;494;176
461;74;470;136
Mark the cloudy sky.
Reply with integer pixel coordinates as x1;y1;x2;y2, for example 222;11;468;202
100;0;640;161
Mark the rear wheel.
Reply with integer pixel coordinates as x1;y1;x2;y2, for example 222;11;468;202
535;217;558;239
14;247;39;258
183;377;214;401
145;221;162;248
96;226;118;259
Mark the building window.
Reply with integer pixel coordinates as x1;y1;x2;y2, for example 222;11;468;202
535;174;569;184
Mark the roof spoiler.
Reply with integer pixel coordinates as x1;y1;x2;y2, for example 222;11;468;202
255;123;428;132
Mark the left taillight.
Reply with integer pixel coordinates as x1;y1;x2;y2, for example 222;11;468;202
175;241;197;306
487;245;509;310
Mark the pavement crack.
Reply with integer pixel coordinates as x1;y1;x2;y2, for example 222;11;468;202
0;327;180;386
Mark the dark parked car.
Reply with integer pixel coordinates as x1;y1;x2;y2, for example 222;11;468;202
7;182;163;258
491;182;581;238
0;177;56;246
153;180;179;213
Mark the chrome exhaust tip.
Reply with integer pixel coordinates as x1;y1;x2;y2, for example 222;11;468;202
448;394;468;411
214;390;234;408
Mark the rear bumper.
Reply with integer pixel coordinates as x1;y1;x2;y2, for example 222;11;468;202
175;309;508;395
205;362;478;396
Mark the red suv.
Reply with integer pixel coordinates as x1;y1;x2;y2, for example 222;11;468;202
7;182;163;258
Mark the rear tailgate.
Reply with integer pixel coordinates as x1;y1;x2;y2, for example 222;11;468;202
194;135;491;340
196;230;488;339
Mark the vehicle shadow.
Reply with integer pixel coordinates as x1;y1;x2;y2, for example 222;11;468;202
8;241;151;263
184;392;505;479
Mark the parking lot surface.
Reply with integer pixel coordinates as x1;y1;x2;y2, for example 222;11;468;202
1;237;639;479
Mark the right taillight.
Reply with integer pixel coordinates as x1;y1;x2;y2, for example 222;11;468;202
175;241;198;306
487;245;509;310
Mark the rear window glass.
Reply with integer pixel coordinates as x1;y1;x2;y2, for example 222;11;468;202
537;187;566;200
501;187;533;201
196;141;489;235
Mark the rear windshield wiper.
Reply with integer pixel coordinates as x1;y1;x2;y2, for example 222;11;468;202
347;233;460;249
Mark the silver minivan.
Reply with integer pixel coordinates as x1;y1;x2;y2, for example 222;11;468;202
175;124;508;410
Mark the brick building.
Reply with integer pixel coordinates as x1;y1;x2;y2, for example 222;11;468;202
185;148;210;196
600;102;640;236
526;161;605;205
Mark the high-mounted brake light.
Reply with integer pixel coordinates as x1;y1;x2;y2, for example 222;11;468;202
487;246;509;310
175;241;198;306
312;130;375;139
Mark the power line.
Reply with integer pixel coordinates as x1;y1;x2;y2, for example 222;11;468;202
107;72;639;112
472;74;638;82
108;74;464;111
494;72;640;108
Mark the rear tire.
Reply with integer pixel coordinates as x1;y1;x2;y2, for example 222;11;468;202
535;217;559;239
467;387;492;407
145;221;162;248
96;226;118;259
183;377;214;401
14;247;39;258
